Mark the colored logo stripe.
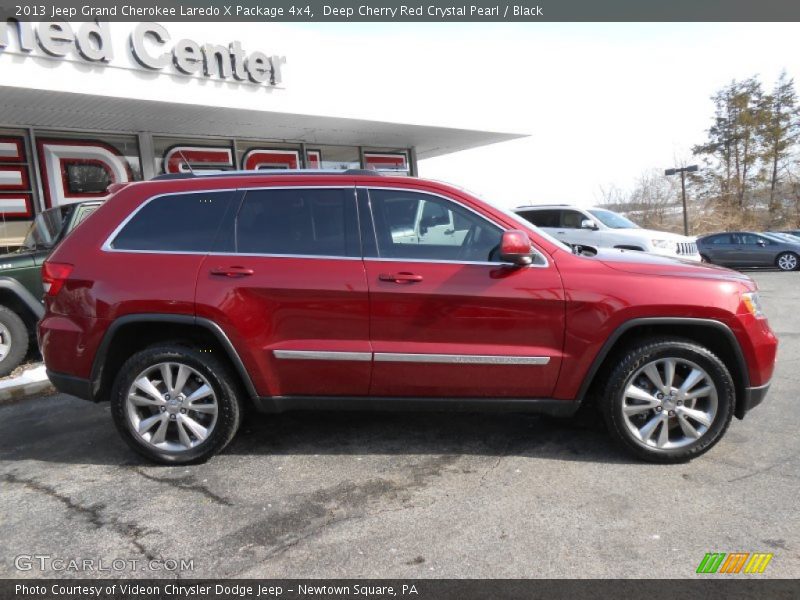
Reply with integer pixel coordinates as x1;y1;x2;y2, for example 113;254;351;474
696;552;774;574
720;553;749;573
744;553;773;574
697;552;726;573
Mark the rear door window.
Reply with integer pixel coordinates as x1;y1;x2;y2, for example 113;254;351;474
235;187;359;257
110;191;236;252
708;234;733;244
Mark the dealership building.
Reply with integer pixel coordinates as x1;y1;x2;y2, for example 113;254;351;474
0;19;519;245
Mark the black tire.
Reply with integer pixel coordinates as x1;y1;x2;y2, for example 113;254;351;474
775;251;799;272
0;305;29;377
699;254;711;264
110;345;244;464
600;338;735;463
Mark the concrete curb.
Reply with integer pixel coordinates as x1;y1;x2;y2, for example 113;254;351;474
0;364;54;405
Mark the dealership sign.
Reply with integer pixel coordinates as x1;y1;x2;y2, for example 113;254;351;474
0;20;285;85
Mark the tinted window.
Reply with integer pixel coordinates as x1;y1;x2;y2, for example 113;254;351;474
111;191;234;252
236;188;358;257
707;234;732;245
369;189;502;262
517;209;560;228
738;233;771;246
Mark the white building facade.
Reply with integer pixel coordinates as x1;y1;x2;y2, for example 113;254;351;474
0;19;519;244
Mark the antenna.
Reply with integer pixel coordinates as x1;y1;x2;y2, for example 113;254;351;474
177;150;195;176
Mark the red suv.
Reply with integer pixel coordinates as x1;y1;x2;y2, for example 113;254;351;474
39;171;777;464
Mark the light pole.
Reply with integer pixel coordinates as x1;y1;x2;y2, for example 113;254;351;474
665;165;698;236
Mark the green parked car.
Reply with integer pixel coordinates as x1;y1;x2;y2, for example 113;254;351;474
0;201;101;376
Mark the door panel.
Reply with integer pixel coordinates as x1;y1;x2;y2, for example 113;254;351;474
364;188;565;398
705;234;737;264
366;260;565;397
195;186;371;397
736;233;772;265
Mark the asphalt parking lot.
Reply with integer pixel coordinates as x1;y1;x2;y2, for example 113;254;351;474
0;271;798;579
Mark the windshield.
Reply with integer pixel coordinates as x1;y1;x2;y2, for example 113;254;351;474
588;208;640;229
765;233;796;244
21;206;69;250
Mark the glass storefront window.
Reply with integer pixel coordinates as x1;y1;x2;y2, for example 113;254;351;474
0;128;34;222
153;136;236;174
363;149;410;175
35;131;141;208
310;145;361;171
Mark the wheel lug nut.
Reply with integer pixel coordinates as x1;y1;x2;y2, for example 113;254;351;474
169;414;176;420
160;406;166;412
164;394;170;401
669;410;675;416
677;400;682;406
180;408;186;414
656;406;662;412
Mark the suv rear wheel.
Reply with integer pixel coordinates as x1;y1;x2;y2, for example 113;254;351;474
110;345;243;464
0;305;28;377
601;338;735;463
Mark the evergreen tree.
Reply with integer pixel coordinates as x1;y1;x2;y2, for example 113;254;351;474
759;71;799;222
693;77;766;211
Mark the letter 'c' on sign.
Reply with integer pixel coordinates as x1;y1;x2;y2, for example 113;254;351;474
164;146;235;173
130;23;170;69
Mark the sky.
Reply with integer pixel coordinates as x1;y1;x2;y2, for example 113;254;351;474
281;22;800;209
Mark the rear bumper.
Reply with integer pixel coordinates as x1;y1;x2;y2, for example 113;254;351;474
736;381;771;419
47;370;93;402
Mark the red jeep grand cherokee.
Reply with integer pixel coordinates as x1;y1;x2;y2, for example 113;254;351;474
39;171;777;464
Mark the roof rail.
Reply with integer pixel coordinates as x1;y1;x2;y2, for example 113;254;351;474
151;168;384;181
513;204;571;209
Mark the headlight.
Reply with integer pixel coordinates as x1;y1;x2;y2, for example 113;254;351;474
742;291;766;318
651;239;675;250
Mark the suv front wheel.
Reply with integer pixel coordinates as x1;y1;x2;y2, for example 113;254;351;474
601;338;735;463
111;345;243;464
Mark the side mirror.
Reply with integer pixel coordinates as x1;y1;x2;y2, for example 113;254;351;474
500;230;533;266
757;240;766;247
581;219;598;230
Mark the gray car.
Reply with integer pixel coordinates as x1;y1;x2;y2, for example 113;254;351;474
697;231;800;271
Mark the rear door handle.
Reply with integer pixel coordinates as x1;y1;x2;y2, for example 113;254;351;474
378;272;423;284
210;266;254;277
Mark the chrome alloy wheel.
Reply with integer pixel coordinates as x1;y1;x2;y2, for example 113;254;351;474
0;323;11;361
125;362;219;452
778;253;798;271
621;357;718;450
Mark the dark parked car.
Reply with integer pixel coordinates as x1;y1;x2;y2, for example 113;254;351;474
40;171;777;464
0;201;100;375
697;231;800;271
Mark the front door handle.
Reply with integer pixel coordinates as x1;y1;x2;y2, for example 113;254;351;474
210;266;254;277
378;272;423;284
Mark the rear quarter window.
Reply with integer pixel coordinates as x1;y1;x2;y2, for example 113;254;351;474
109;191;235;252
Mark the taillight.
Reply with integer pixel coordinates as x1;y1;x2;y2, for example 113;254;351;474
42;262;73;297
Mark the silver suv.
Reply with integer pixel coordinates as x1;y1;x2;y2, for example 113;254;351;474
514;205;700;261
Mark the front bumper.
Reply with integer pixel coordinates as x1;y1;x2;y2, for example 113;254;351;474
736;381;771;419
